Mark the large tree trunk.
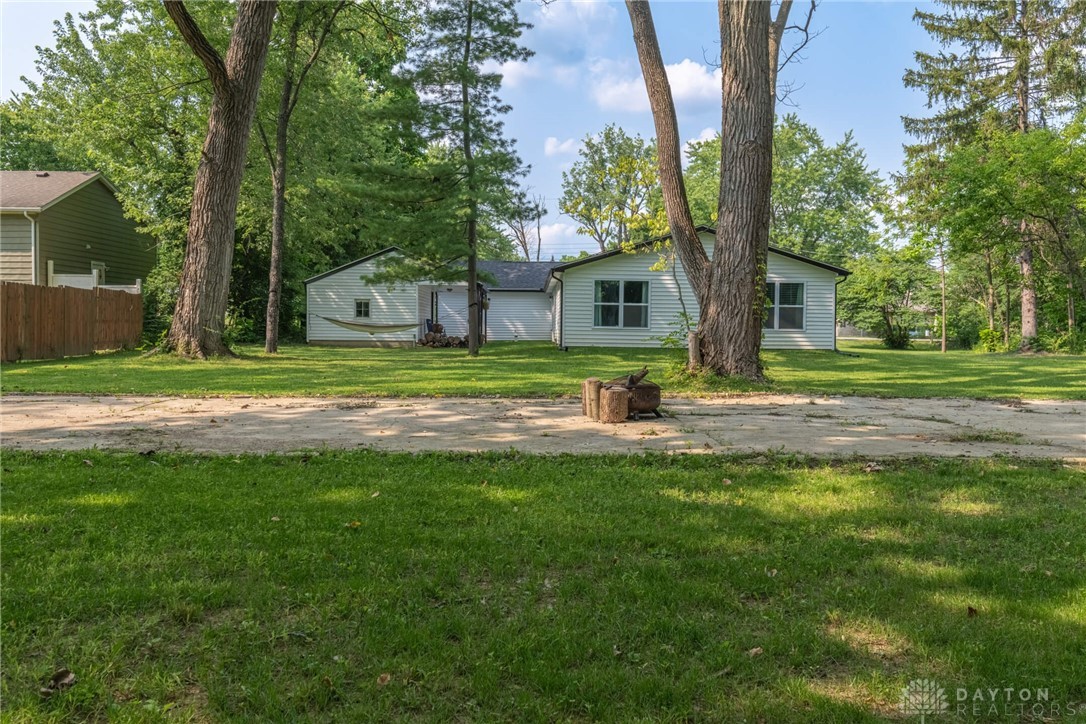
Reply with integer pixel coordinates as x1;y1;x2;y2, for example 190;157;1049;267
1019;240;1038;346
702;0;774;379
626;1;787;381
164;0;277;358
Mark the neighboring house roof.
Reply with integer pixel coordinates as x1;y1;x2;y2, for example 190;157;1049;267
477;261;556;291
551;225;851;277
303;247;397;285
0;171;118;212
305;248;558;291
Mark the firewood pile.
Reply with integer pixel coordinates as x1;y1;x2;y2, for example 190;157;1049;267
581;367;663;423
418;323;467;348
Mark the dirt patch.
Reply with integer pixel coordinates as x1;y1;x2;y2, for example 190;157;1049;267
1;394;1083;459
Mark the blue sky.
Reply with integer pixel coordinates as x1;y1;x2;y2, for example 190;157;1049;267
1;0;938;257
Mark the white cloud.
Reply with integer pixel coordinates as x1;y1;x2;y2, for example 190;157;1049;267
683;126;718;158
543;136;579;157
539;222;580;245
482;58;538;88
589;58;722;113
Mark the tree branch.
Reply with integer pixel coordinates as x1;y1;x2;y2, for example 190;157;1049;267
163;1;229;92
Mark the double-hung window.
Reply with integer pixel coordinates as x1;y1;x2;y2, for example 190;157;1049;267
764;282;804;330
355;299;371;318
594;280;649;328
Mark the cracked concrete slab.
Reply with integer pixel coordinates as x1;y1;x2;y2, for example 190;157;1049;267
2;394;1083;459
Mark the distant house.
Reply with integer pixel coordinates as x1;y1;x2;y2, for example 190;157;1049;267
0;171;155;290
304;250;554;346
304;227;850;350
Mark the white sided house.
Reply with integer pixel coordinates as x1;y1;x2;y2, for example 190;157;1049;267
304;249;556;346
304;229;849;350
550;227;850;350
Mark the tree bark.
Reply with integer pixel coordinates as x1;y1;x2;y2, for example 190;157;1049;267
164;0;278;358
599;386;629;424
626;0;785;381
263;15;300;355
702;0;775;380
626;1;710;308
984;249;996;330
263;2;346;354
1019;240;1038;346
461;0;481;357
939;242;947;353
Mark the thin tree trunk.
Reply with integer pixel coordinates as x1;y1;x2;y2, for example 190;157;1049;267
1019;238;1037;347
984;249;996;330
701;0;774;380
461;0;480;356
1013;0;1037;350
625;1;710;305
1004;276;1012;348
164;0;278;358
263;16;300;355
939;242;947;353
262;2;345;354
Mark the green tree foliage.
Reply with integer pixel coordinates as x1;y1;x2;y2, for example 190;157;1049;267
7;1;415;344
559;124;659;252
928;120;1086;349
684;115;886;265
903;0;1086;148
901;0;1086;348
838;244;939;349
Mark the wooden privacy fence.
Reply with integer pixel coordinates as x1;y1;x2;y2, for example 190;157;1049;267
1;282;143;362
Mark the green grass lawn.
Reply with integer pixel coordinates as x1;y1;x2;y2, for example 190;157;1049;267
3;451;1083;721
1;339;1083;399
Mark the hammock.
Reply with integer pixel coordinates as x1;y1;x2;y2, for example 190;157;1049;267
318;316;418;336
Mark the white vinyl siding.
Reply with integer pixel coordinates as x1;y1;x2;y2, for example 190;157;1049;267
435;287;469;337
0;214;34;283
487;291;552;341
551;284;563;344
306;254;418;344
560;231;840;350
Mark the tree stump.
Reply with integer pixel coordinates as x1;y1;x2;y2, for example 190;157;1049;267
585;378;602;420
599;385;629;424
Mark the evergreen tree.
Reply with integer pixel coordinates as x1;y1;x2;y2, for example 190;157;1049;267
902;0;1086;348
356;0;530;356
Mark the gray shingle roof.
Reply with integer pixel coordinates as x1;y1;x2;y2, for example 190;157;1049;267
0;171;105;210
477;260;556;290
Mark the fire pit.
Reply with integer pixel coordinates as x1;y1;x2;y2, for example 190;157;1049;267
584;367;663;422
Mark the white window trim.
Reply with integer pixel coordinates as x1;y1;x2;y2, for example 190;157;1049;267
355;298;371;318
592;279;651;329
764;280;806;332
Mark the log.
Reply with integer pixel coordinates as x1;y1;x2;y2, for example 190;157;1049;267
687;331;701;370
604;367;648;388
599;385;629;424
586;377;601;420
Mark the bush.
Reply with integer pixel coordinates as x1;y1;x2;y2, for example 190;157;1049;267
1038;330;1086;354
977;328;1004;353
881;326;912;350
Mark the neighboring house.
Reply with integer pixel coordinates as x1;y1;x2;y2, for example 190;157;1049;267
0;171;155;289
305;227;850;350
304;250;555;346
